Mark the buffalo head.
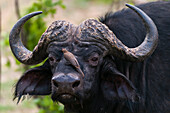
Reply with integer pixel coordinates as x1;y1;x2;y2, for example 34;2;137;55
10;4;158;112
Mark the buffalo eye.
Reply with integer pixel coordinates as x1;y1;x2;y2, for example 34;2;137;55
49;56;56;65
89;53;99;66
48;54;60;65
49;57;54;62
91;57;98;62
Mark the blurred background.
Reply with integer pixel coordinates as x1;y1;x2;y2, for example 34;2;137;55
0;0;167;113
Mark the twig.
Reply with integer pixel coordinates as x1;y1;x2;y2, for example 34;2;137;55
14;0;29;70
0;7;1;99
15;0;21;19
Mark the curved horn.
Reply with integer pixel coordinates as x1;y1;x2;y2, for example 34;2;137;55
9;11;48;65
109;4;158;61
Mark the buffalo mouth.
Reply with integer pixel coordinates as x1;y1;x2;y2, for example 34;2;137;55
52;93;79;104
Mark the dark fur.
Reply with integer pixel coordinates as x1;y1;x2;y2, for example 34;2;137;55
14;1;170;113
99;1;170;113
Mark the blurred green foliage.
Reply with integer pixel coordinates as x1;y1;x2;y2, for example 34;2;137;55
73;0;114;8
1;0;66;68
73;0;134;6
34;96;64;113
74;0;114;4
23;0;65;51
0;80;38;113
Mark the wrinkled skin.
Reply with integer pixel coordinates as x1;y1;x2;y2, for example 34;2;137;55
14;25;137;113
48;41;105;110
15;39;137;113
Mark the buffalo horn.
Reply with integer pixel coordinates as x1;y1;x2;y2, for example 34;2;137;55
9;11;48;65
109;4;158;61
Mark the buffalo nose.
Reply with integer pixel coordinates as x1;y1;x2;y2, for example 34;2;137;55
52;75;81;89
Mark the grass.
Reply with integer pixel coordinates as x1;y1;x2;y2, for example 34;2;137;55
0;105;14;111
0;79;38;113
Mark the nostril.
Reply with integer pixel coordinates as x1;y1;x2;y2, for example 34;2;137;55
72;81;80;88
53;80;59;87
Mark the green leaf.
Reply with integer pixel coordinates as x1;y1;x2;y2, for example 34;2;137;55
5;59;11;67
33;96;64;113
15;59;21;65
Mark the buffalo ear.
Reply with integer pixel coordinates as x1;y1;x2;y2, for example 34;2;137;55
101;67;137;102
14;60;52;103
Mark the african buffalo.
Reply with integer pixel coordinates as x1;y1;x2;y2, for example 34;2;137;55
9;1;170;113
